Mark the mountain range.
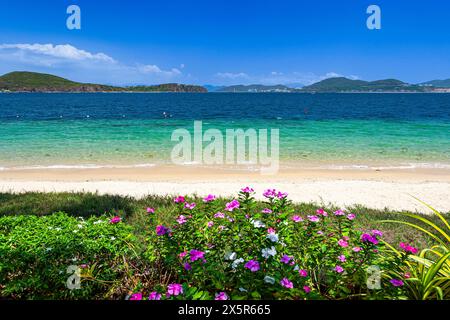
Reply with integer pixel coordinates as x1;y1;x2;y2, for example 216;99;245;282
1;71;449;93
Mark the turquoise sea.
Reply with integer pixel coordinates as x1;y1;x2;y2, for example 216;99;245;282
0;93;449;169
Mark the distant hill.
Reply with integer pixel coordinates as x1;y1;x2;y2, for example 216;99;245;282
203;85;225;92
218;84;292;92
300;77;428;92
0;71;207;93
419;79;450;88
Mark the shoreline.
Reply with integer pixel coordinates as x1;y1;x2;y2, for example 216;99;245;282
1;165;449;213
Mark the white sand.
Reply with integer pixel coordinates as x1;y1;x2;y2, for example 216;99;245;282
1;179;449;213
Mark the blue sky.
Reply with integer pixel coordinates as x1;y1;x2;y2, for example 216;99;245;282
0;0;449;86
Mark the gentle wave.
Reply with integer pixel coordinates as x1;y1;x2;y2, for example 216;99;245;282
319;163;450;170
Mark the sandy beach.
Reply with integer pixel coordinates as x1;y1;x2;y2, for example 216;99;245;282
1;165;449;213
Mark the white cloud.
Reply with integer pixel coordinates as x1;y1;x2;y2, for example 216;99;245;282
138;64;182;77
215;72;249;80
0;43;116;63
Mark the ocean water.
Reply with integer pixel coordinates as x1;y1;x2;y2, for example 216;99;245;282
0;92;449;169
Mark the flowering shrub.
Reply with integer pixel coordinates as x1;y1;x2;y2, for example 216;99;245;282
0;212;137;299
143;187;413;300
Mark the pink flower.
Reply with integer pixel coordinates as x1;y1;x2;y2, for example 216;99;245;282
371;229;383;237
277;191;288;199
334;265;344;273
299;269;308;277
215;292;229;300
347;213;356;220
214;212;225;218
146;207;155;214
184;202;196;210
241;186;254;194
316;208;328;216
399;242;419;254
176;215;188;224
280;254;292;264
338;255;346;262
263;189;277;198
109;216;121;224
174;196;185;203
404;272;411;279
179;251;187;258
352;246;362;252
390;279;404;287
207;221;214;228
225;199;240;212
267;227;276;234
149;292;161;300
307;215;320;222
280;278;293;289
167;283;183;296
203;194;216;203
361;233;378;245
190;249;205;262
156;225;168;236
244;260;260;272
129;292;142;300
303;286;311;293
338;239;349;247
291;215;303;222
334;209;345;216
262;208;273;214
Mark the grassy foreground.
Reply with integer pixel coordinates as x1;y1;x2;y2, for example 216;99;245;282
0;190;449;300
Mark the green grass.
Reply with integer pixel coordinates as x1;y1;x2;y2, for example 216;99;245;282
0;191;447;250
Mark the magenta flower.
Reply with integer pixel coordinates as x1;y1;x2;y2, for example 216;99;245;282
338;239;349;247
338;255;346;262
263;189;277;198
183;262;192;271
167;283;183;296
225;199;240;211
347;213;356;220
303;285;311;293
399;242;419;254
129;293;142;300
148;292;161;300
207;221;214;228
174;196;185;203
241;186;255;194
184;202;196;210
291;215;303;222
361;233;379;245
176;215;188;224
190;249;205;262
299;269;308;277
179;251;187;258
390;279;404;287
109;216;121;224
307;215;320;222
146;207;155;214
244;260;260;272
352;246;362;252
156;225;168;236
316;208;328;216
262;208;273;214
215;292;229;300
335;265;344;273
214;212;225;218
280;278;293;289
280;254;292;264
334;209;345;216
203;194;216;203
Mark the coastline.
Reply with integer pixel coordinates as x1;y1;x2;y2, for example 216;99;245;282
1;164;449;213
